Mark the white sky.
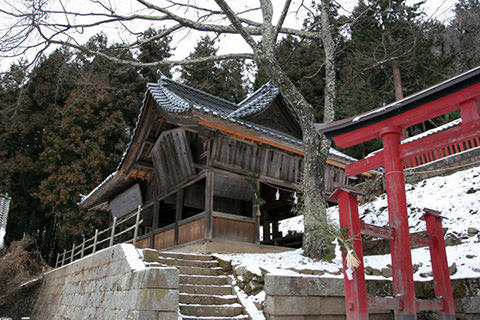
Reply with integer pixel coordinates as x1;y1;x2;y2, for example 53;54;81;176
0;0;458;72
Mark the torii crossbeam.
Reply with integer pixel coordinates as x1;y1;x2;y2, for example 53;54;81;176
317;66;480;320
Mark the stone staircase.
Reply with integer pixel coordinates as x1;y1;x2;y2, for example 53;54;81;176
144;250;249;320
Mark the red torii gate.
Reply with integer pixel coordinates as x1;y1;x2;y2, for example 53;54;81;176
316;66;480;320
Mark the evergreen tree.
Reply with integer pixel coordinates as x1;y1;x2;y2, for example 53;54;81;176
0;49;76;258
138;27;173;82
180;36;248;102
445;0;480;74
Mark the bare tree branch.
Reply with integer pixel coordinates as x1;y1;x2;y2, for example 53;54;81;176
274;0;292;42
213;0;258;50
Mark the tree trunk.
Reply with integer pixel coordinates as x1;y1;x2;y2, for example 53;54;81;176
392;60;409;138
253;0;336;259
303;0;337;259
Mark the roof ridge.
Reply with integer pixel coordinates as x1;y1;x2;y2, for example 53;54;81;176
238;80;276;106
158;74;238;110
227;81;279;119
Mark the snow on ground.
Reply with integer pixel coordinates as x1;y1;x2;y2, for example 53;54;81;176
215;166;480;318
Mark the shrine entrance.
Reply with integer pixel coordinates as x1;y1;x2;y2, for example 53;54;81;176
317;66;480;319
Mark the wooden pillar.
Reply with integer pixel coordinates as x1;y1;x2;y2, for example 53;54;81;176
272;220;279;245
133;205;141;247
263;210;271;243
254;181;260;244
332;188;368;320
109;216;117;247
174;189;184;245
205;171;214;240
381;126;416;320
92;229;98;253
151;200;159;249
423;209;455;320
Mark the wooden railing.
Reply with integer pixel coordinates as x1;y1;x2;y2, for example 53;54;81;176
55;205;143;268
403;135;480;169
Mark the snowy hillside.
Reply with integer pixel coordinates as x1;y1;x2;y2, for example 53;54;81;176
219;165;480;277
215;166;480;318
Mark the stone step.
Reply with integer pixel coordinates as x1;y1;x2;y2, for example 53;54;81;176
180;304;244;317
180;275;230;286
181;315;249;320
180;284;234;296
179;265;223;276
180;293;238;305
159;251;214;261
156;257;219;268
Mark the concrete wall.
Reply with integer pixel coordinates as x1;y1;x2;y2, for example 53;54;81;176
32;244;178;320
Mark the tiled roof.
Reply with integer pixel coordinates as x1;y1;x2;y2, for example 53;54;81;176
229;81;280;118
147;75;303;145
80;74;358;208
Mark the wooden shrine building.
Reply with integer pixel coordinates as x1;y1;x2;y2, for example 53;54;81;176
317;66;480;319
80;73;361;252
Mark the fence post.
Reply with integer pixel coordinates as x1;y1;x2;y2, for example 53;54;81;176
70;243;75;263
61;248;67;267
55;252;60;268
109;216;117;247
80;236;86;258
93;229;98;253
133;205;141;246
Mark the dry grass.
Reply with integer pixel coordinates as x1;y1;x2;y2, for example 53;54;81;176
0;236;50;304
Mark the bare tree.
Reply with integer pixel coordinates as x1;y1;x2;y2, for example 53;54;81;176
0;0;337;258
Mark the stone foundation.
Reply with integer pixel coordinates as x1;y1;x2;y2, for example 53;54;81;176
264;275;480;319
32;244;179;320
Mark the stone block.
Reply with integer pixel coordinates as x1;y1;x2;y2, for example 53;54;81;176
156;311;178;320
265;275;345;297
264;295;346;316
132;267;179;289
134;288;179;311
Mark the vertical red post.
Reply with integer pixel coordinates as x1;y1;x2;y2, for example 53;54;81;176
332;188;368;320
423;209;455;320
381;126;417;320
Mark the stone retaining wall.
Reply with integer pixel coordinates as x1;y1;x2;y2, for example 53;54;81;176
32;244;179;320
264;275;480;320
264;275;392;320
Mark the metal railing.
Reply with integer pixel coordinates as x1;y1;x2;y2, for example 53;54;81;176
55;205;143;268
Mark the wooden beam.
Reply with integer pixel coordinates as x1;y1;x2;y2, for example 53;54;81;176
198;118;304;155
332;84;480;148
360;222;394;240
346;118;480;176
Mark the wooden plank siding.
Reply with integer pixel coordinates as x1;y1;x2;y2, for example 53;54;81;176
151;128;196;194
212;134;303;184
154;228;175;250
212;216;256;243
135;236;151;249
178;217;206;245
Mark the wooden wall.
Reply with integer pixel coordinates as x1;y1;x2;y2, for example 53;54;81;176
151;128;196;196
178;216;205;245
324;164;346;194
154;228;175;250
212;215;255;243
212;135;302;183
135;236;151;249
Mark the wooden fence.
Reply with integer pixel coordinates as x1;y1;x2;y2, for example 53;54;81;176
55;205;143;268
403;135;480;169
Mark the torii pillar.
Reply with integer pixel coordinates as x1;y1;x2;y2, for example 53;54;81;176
381;126;416;319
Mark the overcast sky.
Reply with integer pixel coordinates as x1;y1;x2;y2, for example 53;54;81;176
0;0;459;72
